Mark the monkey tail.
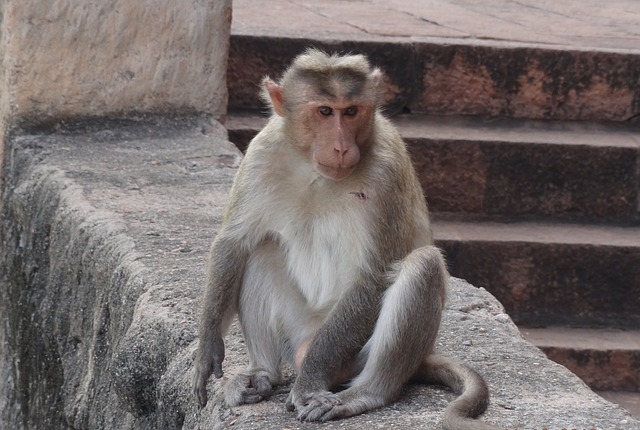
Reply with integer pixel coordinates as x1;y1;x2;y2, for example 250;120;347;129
415;354;507;430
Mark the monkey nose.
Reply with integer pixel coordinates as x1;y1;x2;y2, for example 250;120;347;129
334;145;348;155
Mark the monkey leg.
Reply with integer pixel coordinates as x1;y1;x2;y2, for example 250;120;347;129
228;240;321;406
296;246;447;422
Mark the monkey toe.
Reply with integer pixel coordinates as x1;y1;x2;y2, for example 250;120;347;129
225;372;274;406
195;387;208;408
250;373;274;398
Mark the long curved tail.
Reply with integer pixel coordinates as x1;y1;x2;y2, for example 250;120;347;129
415;353;507;430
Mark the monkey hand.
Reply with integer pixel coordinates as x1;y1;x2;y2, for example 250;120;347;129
192;334;226;407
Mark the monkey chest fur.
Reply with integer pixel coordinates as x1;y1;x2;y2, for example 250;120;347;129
263;182;375;311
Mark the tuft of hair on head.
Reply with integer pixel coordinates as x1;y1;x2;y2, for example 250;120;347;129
260;49;382;115
291;48;373;77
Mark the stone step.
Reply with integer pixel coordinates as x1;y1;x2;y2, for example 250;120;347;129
226;112;640;224
230;0;640;122
599;392;640;421
435;220;640;328
520;327;640;393
522;327;640;420
227;112;640;327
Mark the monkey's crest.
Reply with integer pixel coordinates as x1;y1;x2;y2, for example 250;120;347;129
262;48;383;114
292;48;372;76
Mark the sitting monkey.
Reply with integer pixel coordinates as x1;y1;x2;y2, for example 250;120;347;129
193;49;503;430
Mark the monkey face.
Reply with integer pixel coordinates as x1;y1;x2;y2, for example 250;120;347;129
306;101;373;181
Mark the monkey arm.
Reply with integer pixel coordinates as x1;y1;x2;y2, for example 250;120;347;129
193;233;249;407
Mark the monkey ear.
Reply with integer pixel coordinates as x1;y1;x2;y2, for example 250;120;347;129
370;68;383;86
369;68;386;105
263;78;286;117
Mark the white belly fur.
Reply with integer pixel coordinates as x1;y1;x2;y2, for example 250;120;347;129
276;199;373;311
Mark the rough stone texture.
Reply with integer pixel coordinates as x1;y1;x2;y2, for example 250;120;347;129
0;0;231;129
435;221;640;328
227;112;640;224
0;118;240;429
230;35;640;122
228;37;417;116
401;116;640;224
229;0;640;122
601;392;640;422
415;43;640;121
232;0;640;51
522;327;640;392
0;119;638;430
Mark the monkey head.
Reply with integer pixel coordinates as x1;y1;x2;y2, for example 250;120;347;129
263;49;383;181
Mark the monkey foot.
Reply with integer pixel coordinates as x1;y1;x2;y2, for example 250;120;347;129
224;371;274;406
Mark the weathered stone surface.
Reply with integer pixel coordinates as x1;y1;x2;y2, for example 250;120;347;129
227;112;640;223
230;0;640;122
409;136;639;223
0;0;231;129
0;118;240;429
436;221;640;328
228;36;416;116
522;327;640;392
415;42;640;121
0;118;638;429
232;0;640;52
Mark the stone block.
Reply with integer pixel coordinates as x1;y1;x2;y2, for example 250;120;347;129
414;42;640;121
0;0;231;129
228;34;640;122
436;222;640;328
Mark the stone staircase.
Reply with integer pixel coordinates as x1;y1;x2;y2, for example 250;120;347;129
227;0;640;419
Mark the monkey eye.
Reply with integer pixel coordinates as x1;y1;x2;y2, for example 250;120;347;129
343;106;358;116
318;106;333;116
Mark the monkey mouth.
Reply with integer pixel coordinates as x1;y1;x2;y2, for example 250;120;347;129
316;162;356;181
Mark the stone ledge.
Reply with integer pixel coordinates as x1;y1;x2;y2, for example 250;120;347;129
435;220;640;328
227;112;640;223
228;35;640;122
0;118;637;429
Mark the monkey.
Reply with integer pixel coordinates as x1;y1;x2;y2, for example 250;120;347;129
193;48;501;430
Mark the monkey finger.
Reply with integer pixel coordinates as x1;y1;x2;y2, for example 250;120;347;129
319;404;350;422
297;402;331;422
192;369;208;408
312;391;341;408
194;383;208;408
213;363;224;379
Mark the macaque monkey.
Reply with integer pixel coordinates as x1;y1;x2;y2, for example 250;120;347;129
193;49;500;429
